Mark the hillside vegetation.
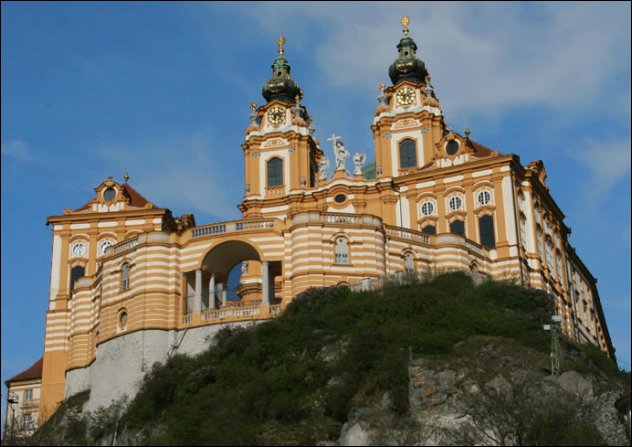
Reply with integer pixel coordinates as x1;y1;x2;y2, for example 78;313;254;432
28;273;630;446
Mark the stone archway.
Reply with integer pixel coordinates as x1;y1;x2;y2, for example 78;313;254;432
184;240;282;316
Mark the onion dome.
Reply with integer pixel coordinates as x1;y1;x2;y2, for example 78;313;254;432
388;17;429;85
262;36;302;104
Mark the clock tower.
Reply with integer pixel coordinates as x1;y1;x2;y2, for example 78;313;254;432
240;37;323;219
372;17;447;179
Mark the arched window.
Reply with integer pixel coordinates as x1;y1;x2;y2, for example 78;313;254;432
335;237;349;265
121;263;131;290
399;139;417;168
536;227;544;258
421;224;436;235
545;241;554;274
267;157;283;187
450;219;465;235
70;265;85;292
404;252;414;273
519;217;528;248
479;215;495;248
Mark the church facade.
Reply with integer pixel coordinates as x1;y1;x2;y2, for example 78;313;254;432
5;19;614;428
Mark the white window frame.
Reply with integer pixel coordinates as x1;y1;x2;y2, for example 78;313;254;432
335;237;349;265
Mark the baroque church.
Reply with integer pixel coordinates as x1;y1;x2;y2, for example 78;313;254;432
5;18;614;431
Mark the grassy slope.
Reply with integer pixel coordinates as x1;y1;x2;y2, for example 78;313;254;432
29;273;629;446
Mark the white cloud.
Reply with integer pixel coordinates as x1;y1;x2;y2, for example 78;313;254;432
96;134;242;221
243;2;630;117
1;139;32;162
570;138;631;200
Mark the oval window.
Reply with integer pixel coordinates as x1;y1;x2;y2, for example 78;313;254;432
103;187;116;202
446;140;459;155
334;194;346;203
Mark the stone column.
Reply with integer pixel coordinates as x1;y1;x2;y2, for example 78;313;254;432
262;261;270;305
221;283;228;306
217;282;225;307
208;274;216;309
194;269;202;313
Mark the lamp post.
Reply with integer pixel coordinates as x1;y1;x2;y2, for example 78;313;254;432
6;394;18;443
543;315;562;376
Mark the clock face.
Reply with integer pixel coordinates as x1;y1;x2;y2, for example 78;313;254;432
268;106;286;125
72;243;87;258
99;240;114;256
396;87;416;106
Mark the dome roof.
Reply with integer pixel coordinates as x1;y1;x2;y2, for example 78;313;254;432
388;18;429;85
262;37;302;104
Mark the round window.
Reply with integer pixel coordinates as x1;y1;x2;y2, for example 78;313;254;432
420;201;434;216
446;140;459;155
449;196;462;211
99;240;114;256
103;187;116;202
477;191;492;205
334;194;346;203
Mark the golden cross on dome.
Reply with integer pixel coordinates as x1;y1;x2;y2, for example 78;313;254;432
276;36;286;55
401;16;410;36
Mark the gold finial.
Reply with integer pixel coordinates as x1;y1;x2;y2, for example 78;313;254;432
124;171;130;183
401;16;410;36
379;82;385;92
276;36;286;55
250;102;257;113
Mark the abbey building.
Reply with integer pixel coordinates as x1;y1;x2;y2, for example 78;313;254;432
5;19;614;430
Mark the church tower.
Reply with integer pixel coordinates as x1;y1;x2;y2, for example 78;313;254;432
372;17;446;179
240;37;323;219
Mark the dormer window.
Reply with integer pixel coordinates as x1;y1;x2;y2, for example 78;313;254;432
103;187;116;202
446;140;459;155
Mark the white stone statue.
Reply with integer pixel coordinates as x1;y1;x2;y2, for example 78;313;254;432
353;151;366;175
327;134;350;171
319;157;330;180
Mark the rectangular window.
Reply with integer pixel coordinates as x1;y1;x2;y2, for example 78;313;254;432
479;215;495;248
22;413;32;430
24;389;33;400
267;158;284;187
335;237;349;265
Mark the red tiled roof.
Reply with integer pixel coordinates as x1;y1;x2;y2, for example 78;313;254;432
121;183;151;208
74;183;153;212
470;140;496;157
5;357;43;386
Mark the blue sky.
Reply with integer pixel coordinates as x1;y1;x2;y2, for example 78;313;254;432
2;1;630;413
